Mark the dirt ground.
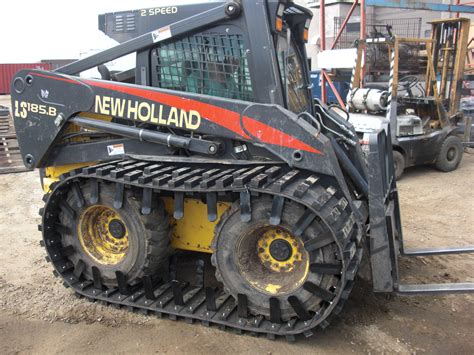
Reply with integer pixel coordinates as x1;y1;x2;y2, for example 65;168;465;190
0;94;473;354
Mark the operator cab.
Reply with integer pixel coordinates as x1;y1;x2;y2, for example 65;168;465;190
98;1;314;116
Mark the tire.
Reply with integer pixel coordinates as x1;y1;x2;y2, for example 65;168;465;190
392;150;405;180
435;135;463;172
212;197;341;321
59;180;171;287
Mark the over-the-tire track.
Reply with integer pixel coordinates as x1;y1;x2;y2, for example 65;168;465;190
39;159;364;341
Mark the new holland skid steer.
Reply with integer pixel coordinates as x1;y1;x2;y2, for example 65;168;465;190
10;0;474;340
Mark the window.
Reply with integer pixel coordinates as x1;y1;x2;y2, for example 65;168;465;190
276;35;311;114
152;31;254;102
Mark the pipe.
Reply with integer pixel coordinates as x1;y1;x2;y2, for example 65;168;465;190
322;70;346;108
320;0;327;103
360;0;366;87
331;138;369;197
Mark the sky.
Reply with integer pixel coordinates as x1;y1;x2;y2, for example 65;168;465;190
0;0;211;63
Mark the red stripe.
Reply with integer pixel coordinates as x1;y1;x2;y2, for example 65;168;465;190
242;117;322;155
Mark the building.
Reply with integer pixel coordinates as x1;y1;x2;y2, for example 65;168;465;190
295;0;474;70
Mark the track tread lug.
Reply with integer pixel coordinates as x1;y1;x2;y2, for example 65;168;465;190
172;281;185;306
141;188;153;215
116;271;131;295
271;170;299;192
92;266;104;290
96;165;115;177
71;182;85;208
205;287;217;311
304;234;334;252
206;192;218;222
143;164;163;174
114;183;124;209
90;179;99;204
294;175;319;198
239;190;251;222
303;282;335;302
237;294;249;319
142;275;157;300
288;296;312;321
248;173;268;188
124;170;142;182
153;174;172;186
292;209;316;237
233;166;265;187
173;192;184;220
270;195;285;225
310;263;342;275
269;297;281;324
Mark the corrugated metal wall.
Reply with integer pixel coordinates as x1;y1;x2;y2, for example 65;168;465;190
0;63;52;94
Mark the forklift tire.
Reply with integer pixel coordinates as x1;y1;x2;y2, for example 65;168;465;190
435;135;463;172
392;150;405;180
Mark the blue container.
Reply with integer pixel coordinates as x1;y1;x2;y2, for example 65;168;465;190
310;70;350;105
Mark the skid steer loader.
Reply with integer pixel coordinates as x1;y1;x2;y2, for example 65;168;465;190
10;0;474;340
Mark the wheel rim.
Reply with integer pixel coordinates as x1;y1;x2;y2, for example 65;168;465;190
236;226;309;295
77;205;129;265
447;147;457;162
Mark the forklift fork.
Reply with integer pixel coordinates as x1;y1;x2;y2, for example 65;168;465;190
367;124;474;295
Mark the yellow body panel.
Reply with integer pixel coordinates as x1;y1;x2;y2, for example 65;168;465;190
43;162;95;193
163;197;230;253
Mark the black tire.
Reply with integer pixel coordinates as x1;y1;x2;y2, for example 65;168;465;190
435;135;463;172
392;150;405;180
59;181;171;287
212;197;341;321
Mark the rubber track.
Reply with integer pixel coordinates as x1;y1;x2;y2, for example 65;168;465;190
39;159;364;341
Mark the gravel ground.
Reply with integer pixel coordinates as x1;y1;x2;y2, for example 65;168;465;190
0;94;473;354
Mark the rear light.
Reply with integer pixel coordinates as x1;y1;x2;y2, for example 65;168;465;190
303;18;311;43
276;17;284;32
276;3;285;32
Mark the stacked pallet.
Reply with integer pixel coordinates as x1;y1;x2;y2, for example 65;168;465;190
0;106;31;174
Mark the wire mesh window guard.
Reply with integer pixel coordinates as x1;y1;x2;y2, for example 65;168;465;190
153;32;254;102
333;17;422;49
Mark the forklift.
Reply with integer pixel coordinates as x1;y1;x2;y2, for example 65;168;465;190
347;18;470;179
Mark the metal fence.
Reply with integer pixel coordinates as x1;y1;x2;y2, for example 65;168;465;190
333;17;422;49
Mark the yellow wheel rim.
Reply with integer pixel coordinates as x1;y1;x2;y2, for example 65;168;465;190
77;205;129;265
257;228;304;273
236;226;309;295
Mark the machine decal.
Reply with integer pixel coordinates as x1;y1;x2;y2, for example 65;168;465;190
13;100;57;119
140;7;178;17
94;95;201;130
151;26;172;43
107;143;125;156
